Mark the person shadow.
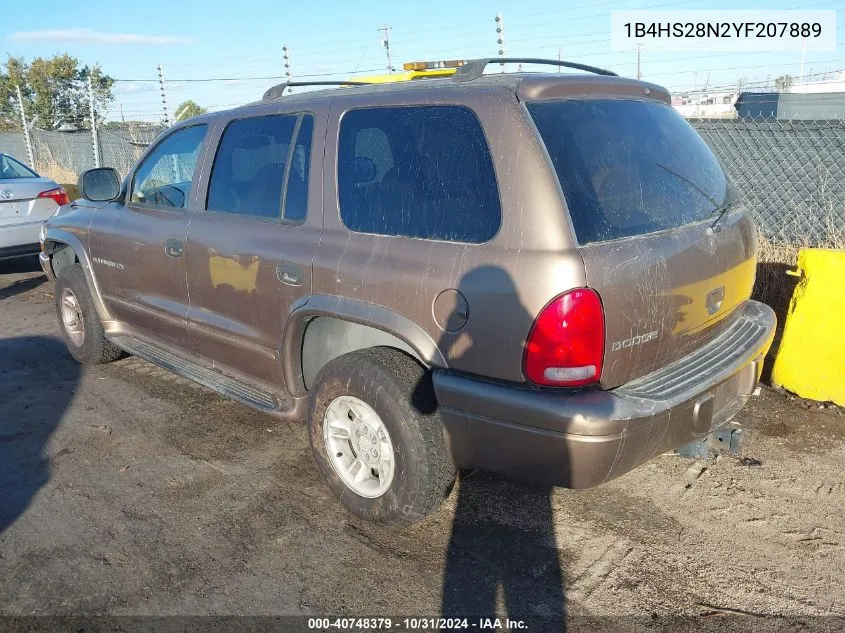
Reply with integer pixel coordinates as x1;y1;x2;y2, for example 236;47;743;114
0;336;80;535
431;266;568;630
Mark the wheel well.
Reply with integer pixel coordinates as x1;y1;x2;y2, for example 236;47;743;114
301;316;426;390
50;243;78;278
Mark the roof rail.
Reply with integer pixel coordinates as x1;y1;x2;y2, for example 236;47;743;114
452;57;618;82
262;80;374;101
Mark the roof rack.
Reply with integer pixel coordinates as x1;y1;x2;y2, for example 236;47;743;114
262;80;374;101
452;57;618;82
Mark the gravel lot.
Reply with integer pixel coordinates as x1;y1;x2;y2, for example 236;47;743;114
1;258;844;631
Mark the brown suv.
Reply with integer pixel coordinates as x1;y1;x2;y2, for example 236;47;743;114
41;58;775;526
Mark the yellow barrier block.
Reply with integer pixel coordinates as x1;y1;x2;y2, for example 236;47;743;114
771;248;845;406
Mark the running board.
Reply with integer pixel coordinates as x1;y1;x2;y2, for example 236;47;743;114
109;334;286;412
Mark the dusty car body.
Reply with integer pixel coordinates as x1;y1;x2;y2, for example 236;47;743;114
40;59;775;525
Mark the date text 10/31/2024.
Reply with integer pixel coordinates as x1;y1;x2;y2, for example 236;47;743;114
308;617;528;630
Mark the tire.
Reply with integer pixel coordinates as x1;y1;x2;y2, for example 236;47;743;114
55;264;123;365
309;347;456;527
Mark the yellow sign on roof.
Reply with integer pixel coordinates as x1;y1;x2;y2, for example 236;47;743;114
354;60;465;84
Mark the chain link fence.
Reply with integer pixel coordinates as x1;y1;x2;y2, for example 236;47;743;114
0;124;166;185
690;117;845;249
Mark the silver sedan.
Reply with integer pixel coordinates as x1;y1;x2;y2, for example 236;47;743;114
0;153;69;262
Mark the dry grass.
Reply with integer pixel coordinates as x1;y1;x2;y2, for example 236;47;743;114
33;157;79;200
34;158;77;186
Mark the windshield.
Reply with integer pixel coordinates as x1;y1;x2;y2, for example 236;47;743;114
527;99;736;244
0;154;38;180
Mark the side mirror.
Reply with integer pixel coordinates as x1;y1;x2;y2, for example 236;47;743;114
78;168;121;202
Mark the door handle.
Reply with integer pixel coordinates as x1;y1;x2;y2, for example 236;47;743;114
276;261;304;286
165;238;184;258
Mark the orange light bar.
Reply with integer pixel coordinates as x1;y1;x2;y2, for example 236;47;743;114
402;60;466;71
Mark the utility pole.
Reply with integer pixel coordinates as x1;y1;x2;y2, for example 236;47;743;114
283;45;292;93
157;64;171;127
636;43;643;80
14;84;34;168
495;13;507;73
378;25;393;74
87;75;101;168
557;47;562;72
120;103;125;123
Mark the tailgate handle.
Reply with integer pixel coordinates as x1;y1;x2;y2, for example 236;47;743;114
705;286;725;316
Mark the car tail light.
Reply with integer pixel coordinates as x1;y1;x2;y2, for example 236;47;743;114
38;187;70;207
523;288;605;387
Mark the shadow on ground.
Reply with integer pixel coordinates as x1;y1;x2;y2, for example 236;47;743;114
441;472;567;629
0;256;46;301
0;336;79;534
753;262;800;383
430;265;567;629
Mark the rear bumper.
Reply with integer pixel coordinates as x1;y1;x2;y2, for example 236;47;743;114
433;300;776;488
0;220;42;249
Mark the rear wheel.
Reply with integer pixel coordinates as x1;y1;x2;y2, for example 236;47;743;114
308;347;455;527
55;264;123;365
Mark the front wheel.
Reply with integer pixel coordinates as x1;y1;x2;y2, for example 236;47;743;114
55;264;123;365
308;347;456;527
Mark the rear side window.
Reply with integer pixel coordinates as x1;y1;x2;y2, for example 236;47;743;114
207;113;313;220
528;100;735;244
338;106;501;242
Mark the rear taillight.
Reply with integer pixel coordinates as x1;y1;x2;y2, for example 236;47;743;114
37;187;70;207
523;288;605;387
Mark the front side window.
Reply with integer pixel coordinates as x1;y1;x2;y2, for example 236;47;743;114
337;106;501;243
131;125;207;209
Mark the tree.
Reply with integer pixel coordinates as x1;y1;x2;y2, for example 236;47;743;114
774;75;793;92
0;54;114;130
174;100;207;121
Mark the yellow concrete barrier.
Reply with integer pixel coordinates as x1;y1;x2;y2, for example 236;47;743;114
771;248;845;406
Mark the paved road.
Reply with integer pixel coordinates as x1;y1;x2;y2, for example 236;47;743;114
1;258;843;631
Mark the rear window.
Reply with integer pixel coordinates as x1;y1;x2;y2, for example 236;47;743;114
338;105;501;243
528;99;735;244
0;154;37;179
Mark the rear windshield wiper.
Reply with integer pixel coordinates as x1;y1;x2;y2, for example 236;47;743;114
707;200;741;235
654;164;740;236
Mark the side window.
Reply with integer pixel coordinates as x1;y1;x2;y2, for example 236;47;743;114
282;114;314;222
131;125;207;209
337;106;501;243
206;114;298;219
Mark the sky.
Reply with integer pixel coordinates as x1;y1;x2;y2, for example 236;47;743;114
2;0;843;122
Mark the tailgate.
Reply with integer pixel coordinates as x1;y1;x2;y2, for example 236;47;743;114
527;96;757;388
581;213;757;387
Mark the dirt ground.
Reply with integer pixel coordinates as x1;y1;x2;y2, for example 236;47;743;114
1;258;843;631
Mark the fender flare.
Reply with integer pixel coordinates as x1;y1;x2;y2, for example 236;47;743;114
44;229;114;323
281;294;447;397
